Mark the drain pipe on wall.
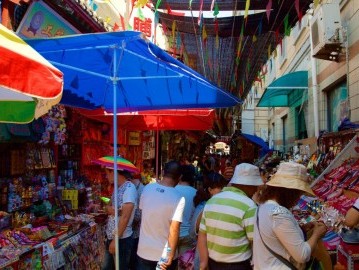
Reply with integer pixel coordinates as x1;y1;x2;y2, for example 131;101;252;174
309;13;320;138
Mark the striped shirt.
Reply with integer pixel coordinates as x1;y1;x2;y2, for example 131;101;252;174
199;186;257;263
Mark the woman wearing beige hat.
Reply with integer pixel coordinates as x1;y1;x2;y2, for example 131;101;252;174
253;162;328;270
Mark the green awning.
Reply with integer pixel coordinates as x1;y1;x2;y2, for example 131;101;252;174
257;71;308;107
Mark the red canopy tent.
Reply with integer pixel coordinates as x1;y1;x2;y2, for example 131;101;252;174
76;108;215;131
77;108;216;177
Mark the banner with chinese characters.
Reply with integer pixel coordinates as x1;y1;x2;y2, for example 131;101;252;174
16;1;80;39
129;5;154;40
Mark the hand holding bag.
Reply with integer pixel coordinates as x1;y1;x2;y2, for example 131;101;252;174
178;247;195;270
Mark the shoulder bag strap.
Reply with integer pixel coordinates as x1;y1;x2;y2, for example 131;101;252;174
256;207;297;270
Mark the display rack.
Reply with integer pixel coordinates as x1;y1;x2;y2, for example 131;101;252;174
311;135;359;187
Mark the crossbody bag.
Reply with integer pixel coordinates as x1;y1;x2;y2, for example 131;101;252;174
256;208;297;270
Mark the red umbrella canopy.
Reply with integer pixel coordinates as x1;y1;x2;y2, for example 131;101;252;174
77;108;215;131
92;156;139;173
0;24;63;123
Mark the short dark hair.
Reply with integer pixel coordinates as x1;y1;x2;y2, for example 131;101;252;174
193;172;227;207
179;165;195;185
163;161;181;181
118;170;132;179
258;185;303;209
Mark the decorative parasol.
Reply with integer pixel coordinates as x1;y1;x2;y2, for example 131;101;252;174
0;24;63;123
93;156;139;173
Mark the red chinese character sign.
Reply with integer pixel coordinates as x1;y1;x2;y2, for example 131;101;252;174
133;17;152;38
16;1;80;39
129;5;155;40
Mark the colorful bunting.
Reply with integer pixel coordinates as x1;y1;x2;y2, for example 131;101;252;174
284;14;291;36
177;32;181;47
172;20;176;47
295;0;302;26
214;2;219;17
120;15;125;31
113;23;120;31
236;22;244;58
137;8;145;21
198;0;204;26
202;25;208;45
244;0;250;21
210;0;215;11
166;3;185;16
135;0;148;8
155;0;162;14
268;43;271;59
258;20;262;35
266;0;272;22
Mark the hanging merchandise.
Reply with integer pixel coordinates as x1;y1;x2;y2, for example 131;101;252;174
39;105;67;145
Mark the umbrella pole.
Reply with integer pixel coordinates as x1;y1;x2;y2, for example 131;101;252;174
156;118;159;179
113;47;120;270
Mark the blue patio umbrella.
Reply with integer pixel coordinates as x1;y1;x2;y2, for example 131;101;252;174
27;31;240;268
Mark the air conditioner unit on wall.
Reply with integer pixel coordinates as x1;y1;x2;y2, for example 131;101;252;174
310;3;343;62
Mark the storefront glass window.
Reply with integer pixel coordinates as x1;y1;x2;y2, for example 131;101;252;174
327;82;348;132
295;105;308;139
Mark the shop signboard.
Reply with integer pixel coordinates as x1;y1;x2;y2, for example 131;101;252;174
128;131;141;146
16;1;80;39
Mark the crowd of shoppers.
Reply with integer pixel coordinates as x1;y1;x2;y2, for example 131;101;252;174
101;155;339;270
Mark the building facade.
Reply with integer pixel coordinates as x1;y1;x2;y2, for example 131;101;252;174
245;0;359;155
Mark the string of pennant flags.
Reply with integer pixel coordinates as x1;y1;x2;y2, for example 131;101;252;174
84;0;317;107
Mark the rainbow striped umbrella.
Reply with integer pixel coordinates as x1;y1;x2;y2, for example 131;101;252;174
93;156;139;173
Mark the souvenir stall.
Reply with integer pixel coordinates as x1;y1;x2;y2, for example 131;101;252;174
0;106;108;269
307;129;358;178
293;131;359;269
0;24;106;269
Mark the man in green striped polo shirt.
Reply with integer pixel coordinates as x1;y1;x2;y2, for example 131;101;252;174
197;163;264;270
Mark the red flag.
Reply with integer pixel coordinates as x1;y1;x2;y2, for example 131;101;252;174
113;23;120;31
120;15;125;31
295;0;303;26
166;3;185;16
214;18;219;33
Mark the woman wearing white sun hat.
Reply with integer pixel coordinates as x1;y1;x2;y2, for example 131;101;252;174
253;162;328;270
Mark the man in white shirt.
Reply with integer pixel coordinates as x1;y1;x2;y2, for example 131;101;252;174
104;169;137;270
137;161;185;270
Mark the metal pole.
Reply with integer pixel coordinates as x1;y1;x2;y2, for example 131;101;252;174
156;123;159;180
113;47;120;270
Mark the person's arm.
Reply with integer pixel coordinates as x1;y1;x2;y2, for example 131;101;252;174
197;231;209;270
305;222;327;253
345;203;359;228
160;220;181;269
196;211;203;234
272;214;326;263
161;197;185;269
109;202;134;254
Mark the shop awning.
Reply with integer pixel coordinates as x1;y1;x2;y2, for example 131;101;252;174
257;71;308;107
241;133;269;150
